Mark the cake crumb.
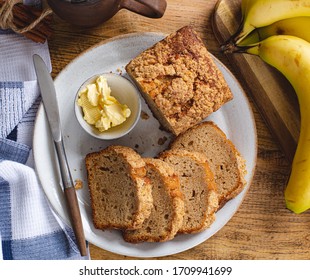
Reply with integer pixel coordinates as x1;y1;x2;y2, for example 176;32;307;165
74;179;83;190
158;136;168;145
141;111;150;120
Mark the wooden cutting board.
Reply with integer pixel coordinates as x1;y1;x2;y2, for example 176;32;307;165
212;0;300;162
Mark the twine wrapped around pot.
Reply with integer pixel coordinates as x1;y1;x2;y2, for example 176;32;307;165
0;0;52;33
0;0;53;42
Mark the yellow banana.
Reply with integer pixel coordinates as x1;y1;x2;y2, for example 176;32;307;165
234;0;310;44
238;17;310;46
241;0;252;18
242;35;310;213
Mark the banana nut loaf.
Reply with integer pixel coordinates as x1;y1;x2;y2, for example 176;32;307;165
170;121;247;209
85;145;153;230
126;25;233;135
159;149;219;234
123;158;184;243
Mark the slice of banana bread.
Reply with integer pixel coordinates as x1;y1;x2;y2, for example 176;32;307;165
123;158;184;243
125;25;233;136
159;149;218;234
85;145;153;230
170;121;247;208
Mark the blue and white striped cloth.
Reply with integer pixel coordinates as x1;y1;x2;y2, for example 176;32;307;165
0;3;88;260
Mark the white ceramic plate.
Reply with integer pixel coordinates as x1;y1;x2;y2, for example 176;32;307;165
33;33;257;258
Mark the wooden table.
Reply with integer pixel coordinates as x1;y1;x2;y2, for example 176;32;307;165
47;0;310;260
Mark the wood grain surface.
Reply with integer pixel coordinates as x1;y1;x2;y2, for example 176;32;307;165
47;0;310;260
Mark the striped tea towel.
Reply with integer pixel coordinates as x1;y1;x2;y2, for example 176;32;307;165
0;4;89;260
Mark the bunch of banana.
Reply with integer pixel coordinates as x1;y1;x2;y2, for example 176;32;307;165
224;0;310;47
237;17;310;46
244;36;310;214
222;0;310;213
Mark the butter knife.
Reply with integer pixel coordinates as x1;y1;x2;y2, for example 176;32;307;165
33;54;87;257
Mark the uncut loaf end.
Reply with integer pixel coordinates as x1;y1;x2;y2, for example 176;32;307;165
126;25;233;136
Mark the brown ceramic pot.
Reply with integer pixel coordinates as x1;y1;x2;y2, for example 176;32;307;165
47;0;167;27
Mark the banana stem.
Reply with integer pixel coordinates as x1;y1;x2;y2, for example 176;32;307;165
220;18;246;50
220;41;260;54
220;42;239;53
234;31;252;45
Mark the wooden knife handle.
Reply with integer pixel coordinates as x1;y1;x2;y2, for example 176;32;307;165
64;187;88;257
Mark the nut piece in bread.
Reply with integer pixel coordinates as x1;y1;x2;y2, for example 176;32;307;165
126;25;233;135
123;158;184;243
85;145;153;230
159;149;218;234
170;121;247;208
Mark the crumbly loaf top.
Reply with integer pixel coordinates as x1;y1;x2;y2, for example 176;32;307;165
170;121;247;208
126;25;233;135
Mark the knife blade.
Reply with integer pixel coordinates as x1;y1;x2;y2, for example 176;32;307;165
33;54;87;257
